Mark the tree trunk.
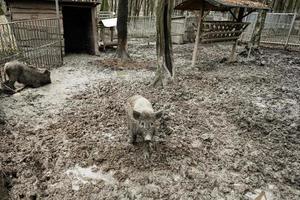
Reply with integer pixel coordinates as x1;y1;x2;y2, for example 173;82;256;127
116;0;130;60
152;0;174;87
100;0;110;11
129;0;133;16
114;0;117;13
143;0;147;16
191;9;204;67
150;0;155;16
229;8;244;62
110;0;114;12
250;11;267;48
250;1;269;48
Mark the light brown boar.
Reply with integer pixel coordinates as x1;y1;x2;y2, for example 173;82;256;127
125;95;163;146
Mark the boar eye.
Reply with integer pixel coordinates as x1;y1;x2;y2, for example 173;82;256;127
150;122;154;126
140;122;145;127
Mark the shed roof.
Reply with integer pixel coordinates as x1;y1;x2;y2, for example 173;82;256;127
101;18;117;28
175;0;269;11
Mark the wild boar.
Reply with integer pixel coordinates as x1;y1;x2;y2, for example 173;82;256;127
125;95;163;146
4;61;51;91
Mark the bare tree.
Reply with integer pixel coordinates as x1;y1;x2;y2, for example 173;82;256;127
129;0;156;16
152;0;174;87
100;0;110;11
116;0;130;60
110;0;114;12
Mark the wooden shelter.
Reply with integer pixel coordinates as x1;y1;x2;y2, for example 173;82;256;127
174;0;269;66
4;0;100;55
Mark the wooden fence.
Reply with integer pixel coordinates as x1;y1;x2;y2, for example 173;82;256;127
0;18;63;70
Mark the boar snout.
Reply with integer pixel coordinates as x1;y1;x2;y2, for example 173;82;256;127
144;134;152;142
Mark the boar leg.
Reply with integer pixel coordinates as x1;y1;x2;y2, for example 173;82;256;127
4;70;17;90
130;131;137;145
6;81;16;90
15;86;26;93
129;126;137;145
144;142;151;159
128;121;137;145
1;81;16;94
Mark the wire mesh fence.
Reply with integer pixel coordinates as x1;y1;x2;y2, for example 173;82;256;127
0;18;63;71
128;16;156;38
240;12;300;48
127;16;188;40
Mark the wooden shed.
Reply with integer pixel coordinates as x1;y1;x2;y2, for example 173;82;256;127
4;0;100;55
175;0;269;66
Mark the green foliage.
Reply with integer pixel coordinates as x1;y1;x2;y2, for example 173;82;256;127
100;0;110;11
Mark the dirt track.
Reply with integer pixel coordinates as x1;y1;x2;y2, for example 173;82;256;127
0;40;299;199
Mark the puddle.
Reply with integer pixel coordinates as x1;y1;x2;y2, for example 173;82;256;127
66;165;116;191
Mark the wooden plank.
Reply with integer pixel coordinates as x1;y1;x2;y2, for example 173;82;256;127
9;1;56;10
9;1;62;21
203;21;249;25
12;13;58;21
11;8;57;15
202;30;244;36
201;36;239;43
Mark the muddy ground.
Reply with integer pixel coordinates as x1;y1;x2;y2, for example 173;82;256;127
0;39;299;200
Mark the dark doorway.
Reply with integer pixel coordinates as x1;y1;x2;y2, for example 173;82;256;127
62;6;93;54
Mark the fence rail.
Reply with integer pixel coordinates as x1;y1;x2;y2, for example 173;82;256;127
0;18;63;70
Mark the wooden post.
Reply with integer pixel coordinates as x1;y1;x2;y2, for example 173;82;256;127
100;25;105;51
91;7;100;55
191;5;203;68
285;12;297;50
229;8;244;62
55;0;63;64
229;40;238;62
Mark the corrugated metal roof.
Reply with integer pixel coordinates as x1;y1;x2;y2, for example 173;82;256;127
175;0;269;11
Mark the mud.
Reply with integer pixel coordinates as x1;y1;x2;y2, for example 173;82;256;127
0;39;299;199
0;173;9;200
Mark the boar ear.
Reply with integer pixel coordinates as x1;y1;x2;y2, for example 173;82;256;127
155;110;163;119
44;70;50;74
133;110;141;120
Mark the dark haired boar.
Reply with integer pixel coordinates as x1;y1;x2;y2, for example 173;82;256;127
4;61;51;91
